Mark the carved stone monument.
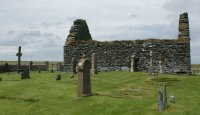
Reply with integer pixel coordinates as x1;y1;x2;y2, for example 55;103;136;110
91;53;98;74
77;59;92;97
16;46;22;73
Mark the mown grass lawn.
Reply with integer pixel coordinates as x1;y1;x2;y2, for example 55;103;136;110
0;71;200;115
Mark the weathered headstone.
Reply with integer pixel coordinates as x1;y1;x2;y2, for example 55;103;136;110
77;59;92;97
91;53;98;74
158;89;163;112
163;82;168;109
130;55;139;72
56;74;61;80
159;61;163;73
170;96;175;103
16;46;22;73
20;69;30;79
148;50;155;75
29;61;33;71
71;57;77;74
130;55;135;72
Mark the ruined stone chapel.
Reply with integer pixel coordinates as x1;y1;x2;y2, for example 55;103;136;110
64;12;191;74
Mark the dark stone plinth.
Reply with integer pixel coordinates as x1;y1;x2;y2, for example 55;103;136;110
56;74;61;80
20;69;30;79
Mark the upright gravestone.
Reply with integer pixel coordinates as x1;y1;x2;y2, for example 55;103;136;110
91;53;98;74
148;50;155;75
163;82;168;109
77;59;92;97
16;46;22;73
29;61;33;71
20;69;30;79
71;57;77;74
158;89;163;112
159;61;163;73
130;55;139;72
130;55;135;72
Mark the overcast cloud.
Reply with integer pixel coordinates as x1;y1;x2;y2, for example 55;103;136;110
0;0;199;63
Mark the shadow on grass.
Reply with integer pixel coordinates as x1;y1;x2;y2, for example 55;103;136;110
94;93;133;99
0;95;39;102
146;77;180;85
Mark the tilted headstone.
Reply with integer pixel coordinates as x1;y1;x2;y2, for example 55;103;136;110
77;59;92;96
20;69;30;79
71;57;77;74
158;89;163;112
159;61;163;73
163;82;168;109
56;74;61;80
91;53;98;74
16;46;22;73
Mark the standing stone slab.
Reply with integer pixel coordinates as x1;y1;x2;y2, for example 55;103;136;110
77;59;92;97
158;89;163;112
91;53;98;74
148;50;155;75
163;82;168;109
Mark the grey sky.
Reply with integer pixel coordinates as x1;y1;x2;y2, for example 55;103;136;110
0;0;199;63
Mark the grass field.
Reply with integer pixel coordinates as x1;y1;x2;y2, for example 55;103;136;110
0;71;200;115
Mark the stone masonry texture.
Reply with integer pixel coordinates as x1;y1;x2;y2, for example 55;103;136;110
64;12;191;74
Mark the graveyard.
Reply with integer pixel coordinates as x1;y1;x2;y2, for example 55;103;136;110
0;70;200;115
0;10;199;114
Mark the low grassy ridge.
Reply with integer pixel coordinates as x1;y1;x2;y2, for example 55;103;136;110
0;71;200;115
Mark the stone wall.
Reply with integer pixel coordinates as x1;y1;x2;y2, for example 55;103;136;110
63;12;191;74
64;40;191;74
0;64;48;73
